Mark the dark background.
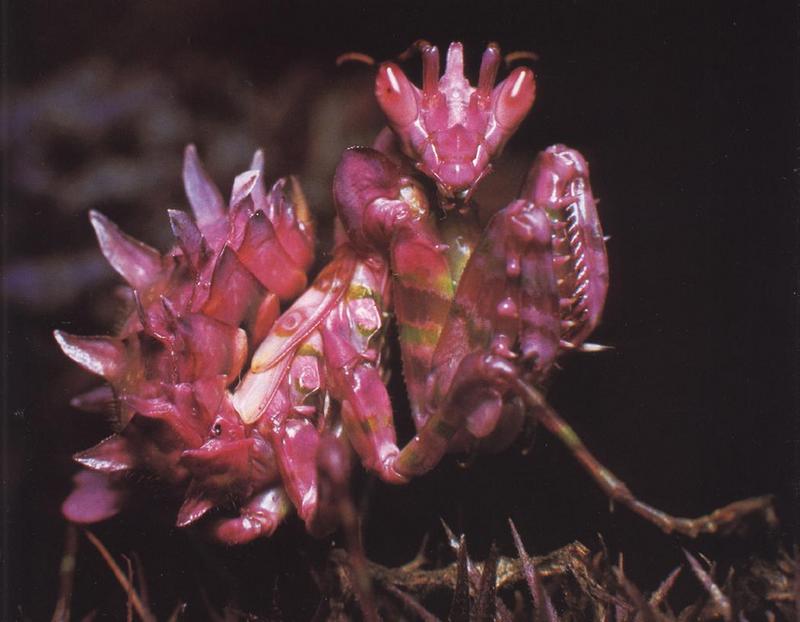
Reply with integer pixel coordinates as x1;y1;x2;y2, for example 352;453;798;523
4;1;797;619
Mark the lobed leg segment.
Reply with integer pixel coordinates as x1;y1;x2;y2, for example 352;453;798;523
394;352;515;477
211;487;292;545
270;417;320;524
322;319;406;484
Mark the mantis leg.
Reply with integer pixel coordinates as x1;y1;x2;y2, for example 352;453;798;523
513;378;773;537
269;415;320;526
391;195;561;478
211;487;292;545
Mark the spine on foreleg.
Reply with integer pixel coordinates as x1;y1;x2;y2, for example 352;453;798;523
522;145;609;350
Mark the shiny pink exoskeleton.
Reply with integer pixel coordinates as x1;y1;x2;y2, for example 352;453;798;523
375;41;535;200
56;42;620;545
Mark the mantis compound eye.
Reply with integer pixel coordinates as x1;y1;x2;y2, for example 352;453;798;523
493;66;536;130
375;62;419;127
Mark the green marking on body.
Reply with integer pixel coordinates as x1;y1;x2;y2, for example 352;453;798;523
449;301;490;348
440;218;479;287
293;377;315;395
404;448;421;469
399;323;441;347
356;322;378;338
359;418;373;435
297;343;322;358
434;419;457;440
347;282;373;300
396;270;454;296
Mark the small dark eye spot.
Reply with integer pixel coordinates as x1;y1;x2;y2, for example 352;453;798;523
213;422;222;436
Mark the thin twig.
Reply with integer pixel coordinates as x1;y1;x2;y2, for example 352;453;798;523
683;549;732;622
84;530;156;622
165;602;186;622
123;555;133;622
449;535;470;621
441;524;514;619
384;584;441;622
509;519;558;622
51;524;79;622
132;552;149;608
649;566;682;610
613;567;658;622
402;533;430;572
473;543;499;621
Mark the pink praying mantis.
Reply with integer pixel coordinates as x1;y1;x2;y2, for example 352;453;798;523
56;41;763;545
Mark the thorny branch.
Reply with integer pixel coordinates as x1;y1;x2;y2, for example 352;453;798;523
324;495;789;621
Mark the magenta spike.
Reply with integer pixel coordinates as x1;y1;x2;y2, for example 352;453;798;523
70;385;115;413
131;290;170;342
61;470;124;524
250;148;265;172
180;439;260;493
184;443;277;494
176;482;215;527
182;144;225;229
168;209;206;270
267;176;315;269
89;210;163;290
230;169;260;209
137;294;177;346
74;434;136;472
200;246;264;327
247;292;280;346
54;331;127;380
159;294;181;326
236;211;307;299
173;313;248;381
249;149;269;212
190;375;227;417
122;394;204;448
